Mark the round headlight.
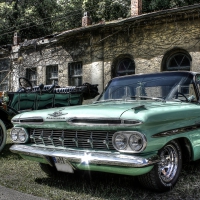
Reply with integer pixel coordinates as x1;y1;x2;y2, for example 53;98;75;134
18;129;26;142
129;132;145;151
10;128;28;143
112;131;147;153
113;133;128;150
11;129;18;141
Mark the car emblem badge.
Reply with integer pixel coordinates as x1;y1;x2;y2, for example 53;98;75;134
48;109;67;117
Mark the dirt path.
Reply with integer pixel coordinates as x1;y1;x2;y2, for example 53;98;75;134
0;185;47;200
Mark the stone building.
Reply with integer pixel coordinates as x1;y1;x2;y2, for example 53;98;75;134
1;1;200;102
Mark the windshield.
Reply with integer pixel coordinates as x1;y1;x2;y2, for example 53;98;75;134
98;72;196;102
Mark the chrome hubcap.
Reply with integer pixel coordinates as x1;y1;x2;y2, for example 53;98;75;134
158;144;178;182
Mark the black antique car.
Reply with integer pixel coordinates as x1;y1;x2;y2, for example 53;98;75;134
0;77;98;152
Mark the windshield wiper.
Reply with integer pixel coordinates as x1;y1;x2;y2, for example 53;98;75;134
94;96;165;104
131;96;165;102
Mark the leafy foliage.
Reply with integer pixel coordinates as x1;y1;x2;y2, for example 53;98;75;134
143;0;200;12
1;0;200;45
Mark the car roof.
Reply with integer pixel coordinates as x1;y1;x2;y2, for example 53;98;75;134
112;71;198;81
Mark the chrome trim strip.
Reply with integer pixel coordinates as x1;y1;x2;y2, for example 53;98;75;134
11;119;20;123
12;117;44;124
10;144;160;168
152;125;200;138
67;117;142;126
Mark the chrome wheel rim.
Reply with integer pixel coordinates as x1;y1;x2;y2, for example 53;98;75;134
158;144;178;183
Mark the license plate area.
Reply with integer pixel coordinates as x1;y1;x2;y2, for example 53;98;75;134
53;157;74;173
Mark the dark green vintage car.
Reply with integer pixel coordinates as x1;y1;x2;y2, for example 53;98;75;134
9;71;200;191
0;77;98;152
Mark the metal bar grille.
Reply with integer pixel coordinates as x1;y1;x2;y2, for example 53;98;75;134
30;129;115;150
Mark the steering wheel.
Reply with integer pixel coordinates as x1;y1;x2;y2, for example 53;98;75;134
46;84;55;93
19;77;33;92
176;92;188;102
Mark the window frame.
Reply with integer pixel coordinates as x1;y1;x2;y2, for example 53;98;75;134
0;58;10;91
0;70;9;91
162;49;191;72
46;64;58;85
114;57;135;78
68;62;82;86
26;67;37;86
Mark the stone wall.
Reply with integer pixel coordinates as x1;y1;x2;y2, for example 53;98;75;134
7;16;200;102
101;17;200;87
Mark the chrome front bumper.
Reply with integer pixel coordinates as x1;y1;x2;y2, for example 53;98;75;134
10;144;160;168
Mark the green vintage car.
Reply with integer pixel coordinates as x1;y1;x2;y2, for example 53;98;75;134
9;71;200;191
0;77;98;152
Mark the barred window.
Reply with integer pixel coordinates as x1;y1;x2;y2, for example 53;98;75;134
26;68;37;86
0;71;9;91
162;49;191;71
46;65;58;85
0;59;10;91
114;58;135;77
68;62;82;86
166;53;191;71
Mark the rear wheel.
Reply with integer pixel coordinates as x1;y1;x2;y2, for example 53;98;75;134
138;140;182;192
0;119;7;152
39;163;57;177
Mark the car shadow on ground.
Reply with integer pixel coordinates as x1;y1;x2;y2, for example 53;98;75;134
34;169;183;199
34;160;200;199
35;170;147;199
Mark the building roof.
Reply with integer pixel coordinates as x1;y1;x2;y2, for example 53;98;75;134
55;3;200;39
18;3;200;48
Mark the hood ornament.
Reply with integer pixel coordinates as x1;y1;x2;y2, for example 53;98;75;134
48;109;67;117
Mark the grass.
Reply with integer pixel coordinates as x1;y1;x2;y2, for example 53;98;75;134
1;133;200;200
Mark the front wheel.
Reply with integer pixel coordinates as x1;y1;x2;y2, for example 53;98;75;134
138;140;182;192
0;119;7;152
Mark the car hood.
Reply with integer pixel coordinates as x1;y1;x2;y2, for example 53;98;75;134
13;100;200;127
14;101;140;121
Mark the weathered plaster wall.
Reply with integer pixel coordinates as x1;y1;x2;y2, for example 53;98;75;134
8;17;200;99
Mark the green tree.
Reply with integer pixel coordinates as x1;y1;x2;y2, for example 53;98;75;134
82;0;130;22
143;0;200;12
1;0;200;45
0;0;59;45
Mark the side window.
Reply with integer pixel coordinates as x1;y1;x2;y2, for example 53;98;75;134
26;68;37;86
196;74;200;96
46;65;58;85
114;58;135;77
68;62;82;86
196;74;200;84
177;84;197;102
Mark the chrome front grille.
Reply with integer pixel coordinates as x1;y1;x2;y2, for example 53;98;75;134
30;129;115;150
